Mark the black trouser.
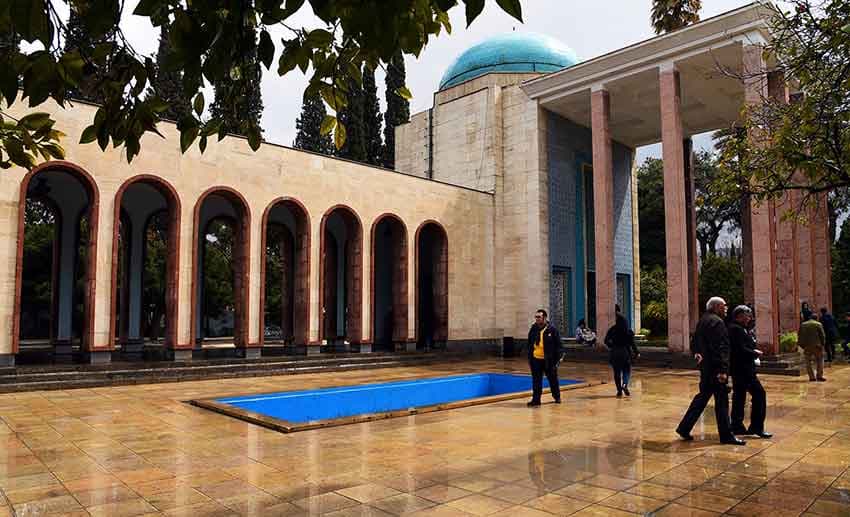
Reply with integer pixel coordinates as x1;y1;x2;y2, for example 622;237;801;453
731;373;766;433
612;364;631;390
825;338;835;362
530;358;560;403
676;369;733;441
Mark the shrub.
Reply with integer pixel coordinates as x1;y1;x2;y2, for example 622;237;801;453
638;328;651;337
779;331;798;354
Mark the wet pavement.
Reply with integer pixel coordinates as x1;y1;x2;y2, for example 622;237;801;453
1;358;849;516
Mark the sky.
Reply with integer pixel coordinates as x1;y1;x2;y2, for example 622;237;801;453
109;0;765;157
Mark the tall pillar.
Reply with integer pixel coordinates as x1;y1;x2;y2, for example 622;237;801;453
54;211;78;355
659;64;692;353
123;220;146;354
811;194;832;311
683;138;700;327
590;87;616;345
743;44;778;351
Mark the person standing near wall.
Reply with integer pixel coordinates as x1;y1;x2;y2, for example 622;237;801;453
527;309;561;407
605;313;639;398
676;297;743;445
820;307;838;364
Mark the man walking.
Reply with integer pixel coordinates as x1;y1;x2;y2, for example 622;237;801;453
527;309;561;407
799;314;827;382
676;297;744;445
729;306;771;439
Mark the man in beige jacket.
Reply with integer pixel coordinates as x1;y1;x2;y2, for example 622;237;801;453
799;314;827;382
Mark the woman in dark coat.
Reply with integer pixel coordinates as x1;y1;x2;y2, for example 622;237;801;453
605;314;640;397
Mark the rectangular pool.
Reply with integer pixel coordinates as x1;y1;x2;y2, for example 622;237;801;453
192;373;584;432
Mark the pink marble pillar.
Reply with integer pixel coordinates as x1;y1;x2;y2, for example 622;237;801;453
811;194;832;311
590;88;615;345
797;210;814;308
743;44;778;351
659;66;691;353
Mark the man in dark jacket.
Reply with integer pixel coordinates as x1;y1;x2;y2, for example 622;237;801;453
820;307;838;363
527;309;561;407
676;297;744;445
728;305;771;439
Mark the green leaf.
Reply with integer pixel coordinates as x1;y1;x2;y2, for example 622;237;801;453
305;29;334;47
395;86;413;101
463;0;485;26
320;115;337;136
80;125;98;144
180;126;199;153
199;135;208;153
193;92;204;116
247;124;262;151
495;0;523;22
19;113;52;131
258;29;275;70
334;122;346;150
133;0;164;17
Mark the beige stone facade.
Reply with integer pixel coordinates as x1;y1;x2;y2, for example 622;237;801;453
1;101;498;362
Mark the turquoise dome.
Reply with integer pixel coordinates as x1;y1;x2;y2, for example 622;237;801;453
439;32;578;90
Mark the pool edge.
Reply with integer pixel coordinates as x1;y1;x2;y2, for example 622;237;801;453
188;378;605;433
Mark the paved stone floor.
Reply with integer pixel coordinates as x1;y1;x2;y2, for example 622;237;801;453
1;358;850;516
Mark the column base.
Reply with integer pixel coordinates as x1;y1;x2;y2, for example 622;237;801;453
85;351;112;364
239;347;261;360
404;341;417;352
306;344;322;355
170;349;193;362
358;343;373;354
0;354;14;367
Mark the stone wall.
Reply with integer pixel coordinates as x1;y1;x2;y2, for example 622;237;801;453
0;101;498;357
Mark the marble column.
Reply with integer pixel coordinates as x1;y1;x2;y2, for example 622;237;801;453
590;87;615;346
743;44;778;351
659;65;692;353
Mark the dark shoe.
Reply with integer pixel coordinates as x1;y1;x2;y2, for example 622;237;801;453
623;387;630;397
750;430;772;439
676;429;694;441
553;398;561;404
731;425;749;435
809;377;817;382
527;400;541;407
817;377;827;382
616;390;623;398
720;437;746;445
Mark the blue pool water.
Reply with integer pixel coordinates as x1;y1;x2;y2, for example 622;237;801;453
217;373;581;424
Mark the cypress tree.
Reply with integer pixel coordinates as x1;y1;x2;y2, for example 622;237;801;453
337;77;366;162
362;66;383;166
294;92;333;155
209;29;263;137
148;26;192;123
382;52;410;169
63;7;117;103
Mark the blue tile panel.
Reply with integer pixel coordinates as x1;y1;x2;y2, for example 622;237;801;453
546;113;635;336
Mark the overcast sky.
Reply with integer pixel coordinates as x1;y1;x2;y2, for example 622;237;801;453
110;0;767;159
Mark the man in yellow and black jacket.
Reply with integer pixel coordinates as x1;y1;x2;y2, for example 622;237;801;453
527;309;561;407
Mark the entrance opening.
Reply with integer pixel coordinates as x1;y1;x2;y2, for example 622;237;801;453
194;191;250;348
320;206;362;351
17;167;97;360
262;199;310;349
416;222;448;349
112;179;179;356
371;215;408;351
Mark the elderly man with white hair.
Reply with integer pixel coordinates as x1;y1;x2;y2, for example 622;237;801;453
675;296;744;445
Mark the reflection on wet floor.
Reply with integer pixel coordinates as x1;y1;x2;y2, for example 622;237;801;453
0;358;849;516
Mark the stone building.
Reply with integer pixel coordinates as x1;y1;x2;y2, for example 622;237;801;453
0;2;831;366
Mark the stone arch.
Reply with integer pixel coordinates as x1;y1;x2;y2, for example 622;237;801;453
110;175;181;354
13;161;100;357
415;220;449;348
370;214;408;351
260;197;311;349
318;205;363;349
190;187;252;350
